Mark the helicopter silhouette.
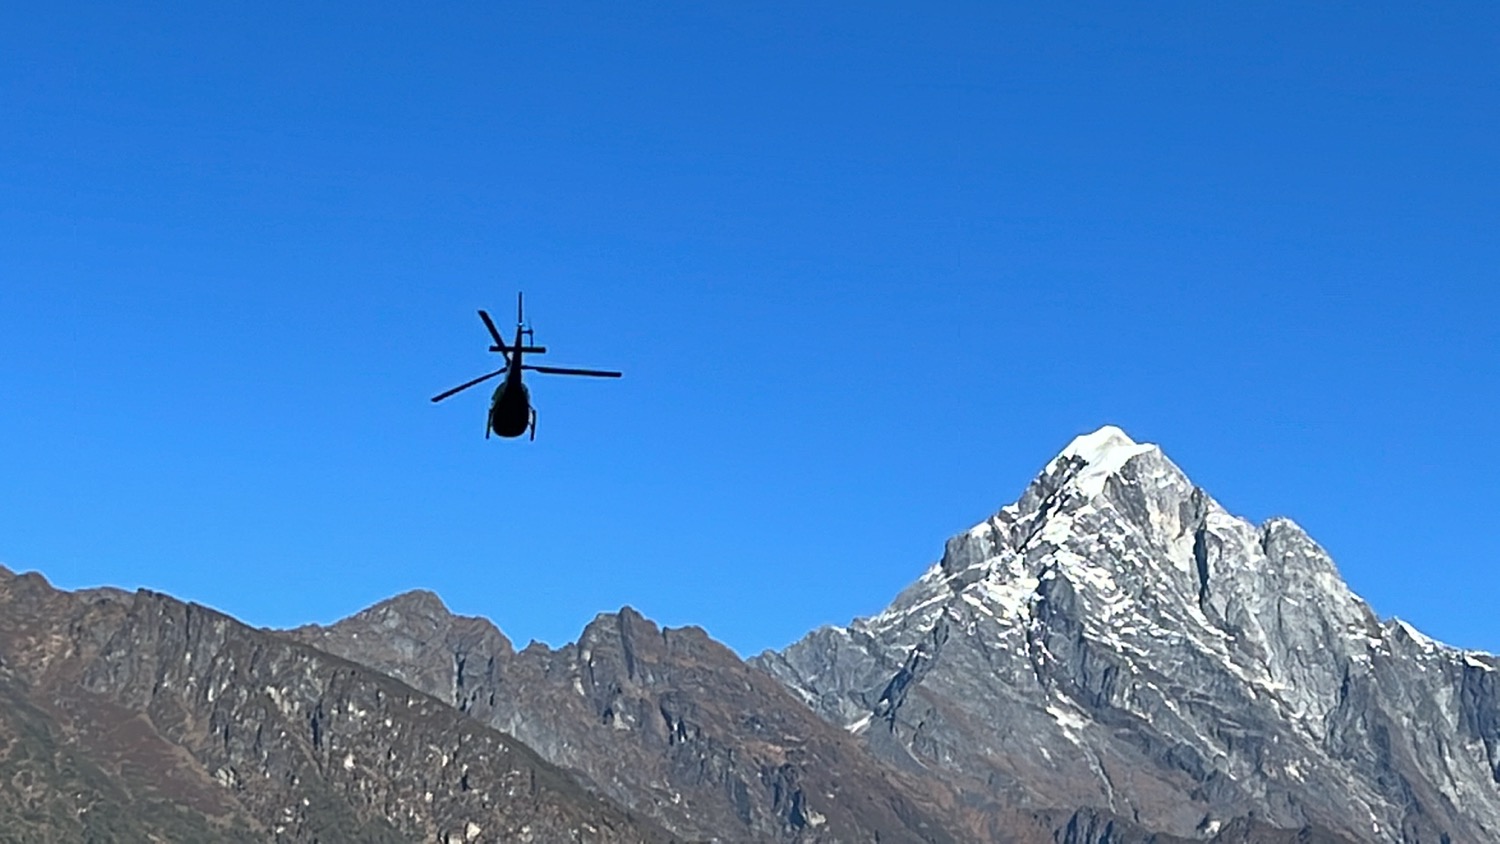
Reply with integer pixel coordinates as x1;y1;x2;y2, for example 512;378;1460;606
431;293;621;440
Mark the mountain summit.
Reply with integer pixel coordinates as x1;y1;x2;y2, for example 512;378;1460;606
5;425;1497;842
756;425;1500;842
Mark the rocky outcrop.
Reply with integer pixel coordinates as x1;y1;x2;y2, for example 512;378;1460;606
293;575;1345;843
0;567;674;843
294;595;974;843
756;426;1500;843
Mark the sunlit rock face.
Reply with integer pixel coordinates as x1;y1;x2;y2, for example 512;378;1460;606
295;580;1347;844
756;425;1500;843
295;595;982;843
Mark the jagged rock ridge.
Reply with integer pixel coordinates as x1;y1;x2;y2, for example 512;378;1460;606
0;567;674;843
293;596;990;842
754;426;1500;843
293;542;1357;842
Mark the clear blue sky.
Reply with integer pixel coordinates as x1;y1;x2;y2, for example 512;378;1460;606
2;3;1496;656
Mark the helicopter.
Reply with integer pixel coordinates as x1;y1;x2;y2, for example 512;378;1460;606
431;293;621;440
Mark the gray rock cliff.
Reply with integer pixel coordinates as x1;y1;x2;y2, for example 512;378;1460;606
0;566;675;843
755;426;1500;843
294;562;1349;843
294;597;980;843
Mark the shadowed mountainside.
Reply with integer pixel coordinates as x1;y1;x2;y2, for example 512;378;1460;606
0;566;675;844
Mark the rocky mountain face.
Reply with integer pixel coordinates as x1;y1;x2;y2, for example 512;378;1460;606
4;425;1496;843
0;566;674;843
755;426;1500;843
293;597;990;843
291;586;1351;844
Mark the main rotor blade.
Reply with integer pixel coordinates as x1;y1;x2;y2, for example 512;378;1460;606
477;310;508;356
430;367;507;402
524;364;622;378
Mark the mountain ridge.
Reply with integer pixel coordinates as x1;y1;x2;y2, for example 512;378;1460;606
295;579;1355;843
2;424;1496;842
0;565;677;843
292;595;988;842
756;425;1500;842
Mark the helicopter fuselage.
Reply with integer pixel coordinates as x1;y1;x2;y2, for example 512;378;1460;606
488;328;533;438
488;370;531;438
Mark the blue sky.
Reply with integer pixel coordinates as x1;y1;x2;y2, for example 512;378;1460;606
2;3;1496;656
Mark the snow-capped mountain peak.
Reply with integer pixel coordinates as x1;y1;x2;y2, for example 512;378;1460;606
759;426;1500;842
1049;424;1160;499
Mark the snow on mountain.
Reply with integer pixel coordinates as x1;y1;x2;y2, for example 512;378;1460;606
756;425;1500;842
